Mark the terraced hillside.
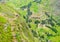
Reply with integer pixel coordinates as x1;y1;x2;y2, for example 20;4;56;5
0;0;60;42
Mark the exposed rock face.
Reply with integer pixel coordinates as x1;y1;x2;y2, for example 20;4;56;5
51;0;60;18
50;0;60;23
0;0;7;3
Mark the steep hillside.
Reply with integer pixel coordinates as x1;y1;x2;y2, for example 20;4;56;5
0;0;60;42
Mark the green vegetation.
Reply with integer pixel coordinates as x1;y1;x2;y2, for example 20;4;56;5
0;16;7;23
0;0;60;42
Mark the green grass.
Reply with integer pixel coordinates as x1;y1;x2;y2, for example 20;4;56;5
0;0;60;42
0;16;7;23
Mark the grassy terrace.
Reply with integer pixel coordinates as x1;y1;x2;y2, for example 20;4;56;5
0;0;60;42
